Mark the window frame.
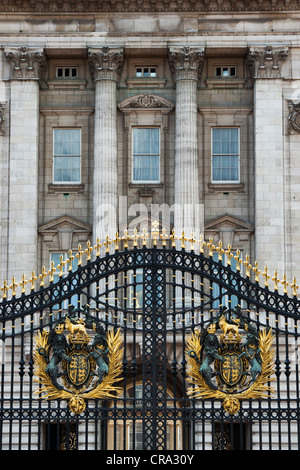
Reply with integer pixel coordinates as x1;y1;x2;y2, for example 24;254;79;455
211;127;240;184
56;66;79;79
135;66;157;78
215;65;237;78
131;127;161;184
52;128;82;185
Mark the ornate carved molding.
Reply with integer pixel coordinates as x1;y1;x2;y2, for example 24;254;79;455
0;103;7;134
118;94;174;111
246;45;289;79
287;100;300;133
168;46;205;82
88;47;124;82
0;0;300;12
4;46;47;81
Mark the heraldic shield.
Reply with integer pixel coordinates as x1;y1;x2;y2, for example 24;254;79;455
33;306;123;414
186;308;275;415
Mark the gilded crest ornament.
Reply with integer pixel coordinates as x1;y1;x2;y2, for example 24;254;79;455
33;307;123;414
186;309;275;415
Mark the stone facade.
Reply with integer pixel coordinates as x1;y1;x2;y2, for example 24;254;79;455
0;5;298;290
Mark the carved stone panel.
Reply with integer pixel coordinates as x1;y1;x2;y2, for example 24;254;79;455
88;47;124;82
168;46;205;82
246;45;289;80
287;100;300;134
4;46;47;81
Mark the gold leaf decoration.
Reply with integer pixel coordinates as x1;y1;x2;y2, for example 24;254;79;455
186;327;275;415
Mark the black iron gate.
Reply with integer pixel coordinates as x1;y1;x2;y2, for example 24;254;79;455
1;233;300;450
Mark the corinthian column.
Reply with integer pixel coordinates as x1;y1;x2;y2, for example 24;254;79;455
4;46;47;283
168;46;204;239
88;47;124;244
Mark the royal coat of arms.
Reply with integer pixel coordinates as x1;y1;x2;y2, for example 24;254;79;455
33;307;123;414
186;309;275;415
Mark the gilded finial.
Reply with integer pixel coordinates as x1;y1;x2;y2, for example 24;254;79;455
262;266;270;288
151;220;159;246
291;277;299;297
76;244;84;266
85;240;93;260
253;261;261;283
170;229;177;248
207;237;215;258
132;228;139;247
67;249;74;272
234;250;242;272
29;271;37;291
281;274;289;295
141;227;149;247
272;270;280;291
216;240;224;262
58;254;65;277
198;233;205;254
104;235;112;254
225;244;233;266
94;238;102;257
244;254;252;278
48;260;56;283
160;227;168;247
20;273;27;295
122;229;130;249
188;233;196;251
39;266;47;287
179;231;187;250
10;276;18;297
1;279;9;300
113;233;121;252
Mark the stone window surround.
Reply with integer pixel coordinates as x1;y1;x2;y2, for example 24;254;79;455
40;108;93;195
118;94;174;191
199;106;253;194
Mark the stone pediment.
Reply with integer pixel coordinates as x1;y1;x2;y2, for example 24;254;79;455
118;94;174;112
38;216;92;251
204;214;254;247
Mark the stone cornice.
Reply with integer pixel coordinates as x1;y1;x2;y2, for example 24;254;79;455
88;47;124;82
4;46;47;81
168;46;205;82
0;0;300;13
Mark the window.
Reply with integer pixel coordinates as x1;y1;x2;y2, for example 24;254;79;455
56;67;78;79
215;66;236;78
132;128;160;183
53;128;81;183
212;128;239;183
135;67;157;78
212;251;240;309
50;252;78;309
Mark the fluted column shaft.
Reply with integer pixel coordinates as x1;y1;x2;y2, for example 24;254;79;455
88;47;124;243
4;46;46;282
169;47;204;238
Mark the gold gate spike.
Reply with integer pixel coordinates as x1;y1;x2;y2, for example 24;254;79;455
39;267;47;287
262;266;270;288
272;270;280;291
281;274;289;295
48;261;56;283
141;227;149;246
253;261;261;283
1;280;9;300
85;240;93;261
94;238;102;257
20;273;27;295
29;271;37;291
10;276;18;297
291;277;299;297
76;244;84;266
216;240;224;262
160;227;168;247
170;229;177;248
234;249;242;272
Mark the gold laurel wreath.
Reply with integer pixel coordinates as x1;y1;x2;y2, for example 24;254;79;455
33;328;123;414
186;327;275;415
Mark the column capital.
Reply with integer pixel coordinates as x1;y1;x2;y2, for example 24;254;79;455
88;46;124;82
4;46;47;81
246;45;289;80
168;46;205;82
